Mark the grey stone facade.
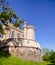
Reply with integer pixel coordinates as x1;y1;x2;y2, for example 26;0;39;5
0;22;42;62
8;43;42;62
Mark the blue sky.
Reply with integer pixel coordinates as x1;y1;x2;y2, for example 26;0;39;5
9;0;55;50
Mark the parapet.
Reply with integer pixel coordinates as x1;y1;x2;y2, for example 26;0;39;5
24;22;35;30
28;25;35;30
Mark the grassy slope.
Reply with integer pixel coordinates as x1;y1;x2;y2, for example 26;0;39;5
0;51;49;65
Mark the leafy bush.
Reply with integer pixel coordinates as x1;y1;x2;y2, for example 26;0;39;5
42;48;55;64
49;51;55;64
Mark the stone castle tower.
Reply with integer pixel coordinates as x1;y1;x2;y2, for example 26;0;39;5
0;21;42;62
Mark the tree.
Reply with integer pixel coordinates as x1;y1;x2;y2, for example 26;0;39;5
42;48;55;64
0;0;24;34
42;48;50;56
42;53;50;61
49;50;55;64
0;24;5;34
42;48;50;61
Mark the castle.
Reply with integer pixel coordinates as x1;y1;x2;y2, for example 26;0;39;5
0;22;42;62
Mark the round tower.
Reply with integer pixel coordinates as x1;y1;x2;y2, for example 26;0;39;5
27;25;35;40
24;22;28;39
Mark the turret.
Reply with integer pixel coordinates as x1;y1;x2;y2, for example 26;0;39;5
27;25;35;40
24;22;28;38
24;22;35;40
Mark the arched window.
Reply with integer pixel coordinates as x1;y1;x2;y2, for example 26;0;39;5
0;33;3;38
17;33;20;40
17;33;20;38
11;31;14;38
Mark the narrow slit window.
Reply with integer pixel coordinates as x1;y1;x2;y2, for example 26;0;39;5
11;31;14;38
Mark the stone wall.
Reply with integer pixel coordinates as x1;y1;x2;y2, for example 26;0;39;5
0;39;42;62
9;46;42;62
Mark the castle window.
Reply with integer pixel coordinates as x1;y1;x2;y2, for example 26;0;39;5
17;33;20;41
17;33;20;38
0;33;3;38
11;31;14;38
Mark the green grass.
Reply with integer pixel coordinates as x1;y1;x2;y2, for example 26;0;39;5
0;51;50;65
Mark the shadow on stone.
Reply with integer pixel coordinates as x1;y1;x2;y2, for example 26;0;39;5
0;50;10;58
0;40;11;58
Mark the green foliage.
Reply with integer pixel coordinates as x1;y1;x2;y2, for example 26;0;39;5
0;24;3;33
0;50;10;58
42;48;50;61
19;18;24;23
0;0;24;34
14;21;20;27
14;18;24;27
3;6;8;10
0;24;5;34
42;53;50;61
42;48;50;56
13;13;18;19
49;51;55;64
42;48;55;64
